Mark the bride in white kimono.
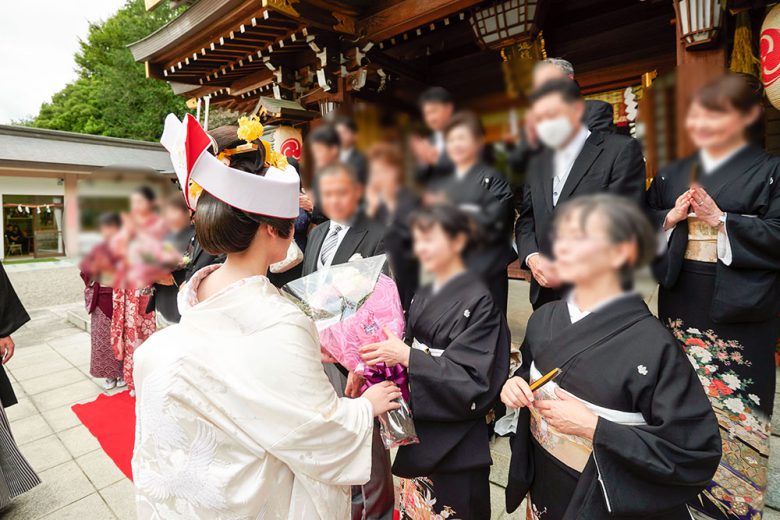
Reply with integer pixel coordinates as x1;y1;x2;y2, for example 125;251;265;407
132;115;401;519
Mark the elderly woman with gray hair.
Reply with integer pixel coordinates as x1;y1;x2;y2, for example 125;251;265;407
502;194;721;520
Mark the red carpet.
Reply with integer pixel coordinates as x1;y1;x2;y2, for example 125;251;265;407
72;391;135;480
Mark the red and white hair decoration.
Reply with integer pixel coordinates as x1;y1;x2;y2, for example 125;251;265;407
160;113;300;219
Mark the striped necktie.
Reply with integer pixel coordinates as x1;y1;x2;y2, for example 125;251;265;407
319;224;343;266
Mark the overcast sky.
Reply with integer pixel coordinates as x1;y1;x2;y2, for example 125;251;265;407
0;0;126;124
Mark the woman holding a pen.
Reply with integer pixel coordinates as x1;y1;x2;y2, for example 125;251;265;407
502;194;721;520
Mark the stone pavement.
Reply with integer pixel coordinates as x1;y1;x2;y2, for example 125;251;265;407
1;304;134;520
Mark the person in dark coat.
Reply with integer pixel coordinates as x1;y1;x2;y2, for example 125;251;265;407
508;57;615;185
516;79;646;309
411;87;455;187
364;142;420;312
647;74;780;520
434;111;516;313
360;204;510;520
335;115;369;186
0;260;41;506
300;162;392;520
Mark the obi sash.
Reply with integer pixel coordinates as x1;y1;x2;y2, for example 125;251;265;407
528;362;646;473
411;338;444;357
684;216;718;263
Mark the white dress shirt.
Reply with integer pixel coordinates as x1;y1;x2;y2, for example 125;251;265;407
432;131;445;156
339;147;354;163
552;125;591;207
318;220;351;269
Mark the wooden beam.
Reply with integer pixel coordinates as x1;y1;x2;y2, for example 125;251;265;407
230;69;275;96
357;0;483;42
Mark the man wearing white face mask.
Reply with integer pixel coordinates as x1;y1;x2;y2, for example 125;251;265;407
516;79;646;309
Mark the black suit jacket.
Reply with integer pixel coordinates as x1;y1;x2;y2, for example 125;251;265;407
302;212;386;276
516;130;646;306
343;149;368;185
508;99;615;205
415;135;454;187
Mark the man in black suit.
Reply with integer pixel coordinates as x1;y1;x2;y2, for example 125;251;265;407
508;58;615;182
516;79;646;309
335;115;368;186
301;162;392;520
411;86;455;186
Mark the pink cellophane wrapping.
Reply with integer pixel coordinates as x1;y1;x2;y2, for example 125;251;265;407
319;274;405;370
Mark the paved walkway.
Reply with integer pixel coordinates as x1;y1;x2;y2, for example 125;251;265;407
1;304;134;520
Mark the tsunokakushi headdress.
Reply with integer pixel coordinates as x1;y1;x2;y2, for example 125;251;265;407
160;113;300;219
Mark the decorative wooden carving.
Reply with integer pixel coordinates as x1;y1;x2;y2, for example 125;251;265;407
262;0;300;18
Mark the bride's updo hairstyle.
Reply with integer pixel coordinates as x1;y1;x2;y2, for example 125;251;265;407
552;194;656;288
194;125;294;255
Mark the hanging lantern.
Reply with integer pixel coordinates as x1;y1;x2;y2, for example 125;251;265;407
469;0;544;51
501;33;547;99
762;4;780;109
673;0;723;49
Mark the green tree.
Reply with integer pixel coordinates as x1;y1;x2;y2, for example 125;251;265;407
28;0;187;141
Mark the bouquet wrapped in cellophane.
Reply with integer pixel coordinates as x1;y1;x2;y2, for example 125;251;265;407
281;254;419;449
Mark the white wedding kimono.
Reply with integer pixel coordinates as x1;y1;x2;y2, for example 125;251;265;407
131;265;374;519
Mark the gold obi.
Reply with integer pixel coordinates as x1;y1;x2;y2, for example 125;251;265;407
528;380;593;473
684;216;718;263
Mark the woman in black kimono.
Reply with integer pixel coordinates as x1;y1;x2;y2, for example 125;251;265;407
0;261;41;509
503;194;721;520
365;142;420;312
360;204;510;519
435;111;516;314
646;73;780;520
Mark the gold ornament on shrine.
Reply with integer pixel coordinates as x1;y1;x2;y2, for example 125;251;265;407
501;34;547;99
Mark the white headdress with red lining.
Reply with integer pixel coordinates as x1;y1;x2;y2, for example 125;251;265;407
160;113;300;219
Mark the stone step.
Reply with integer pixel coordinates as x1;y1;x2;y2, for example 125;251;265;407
65;308;90;332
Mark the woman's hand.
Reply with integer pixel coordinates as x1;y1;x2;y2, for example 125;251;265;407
0;336;15;365
362;381;402;417
320;347;338;363
359;327;410;367
534;389;599;440
690;185;724;228
664;191;692;230
501;376;535;409
345;371;365;398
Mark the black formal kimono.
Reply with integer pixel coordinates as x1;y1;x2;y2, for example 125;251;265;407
646;146;780;520
394;272;510;519
375;188;420;312
516;129;646;308
0;261;41;505
506;294;721;520
440;162;516;313
0;261;27;408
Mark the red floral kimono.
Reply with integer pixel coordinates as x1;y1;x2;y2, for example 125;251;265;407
110;214;167;392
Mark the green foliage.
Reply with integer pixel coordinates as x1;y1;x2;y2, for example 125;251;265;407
27;0;187;141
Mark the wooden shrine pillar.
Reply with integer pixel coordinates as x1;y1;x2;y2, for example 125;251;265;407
675;22;726;158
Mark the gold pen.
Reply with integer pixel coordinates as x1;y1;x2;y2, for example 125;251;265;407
529;367;561;392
